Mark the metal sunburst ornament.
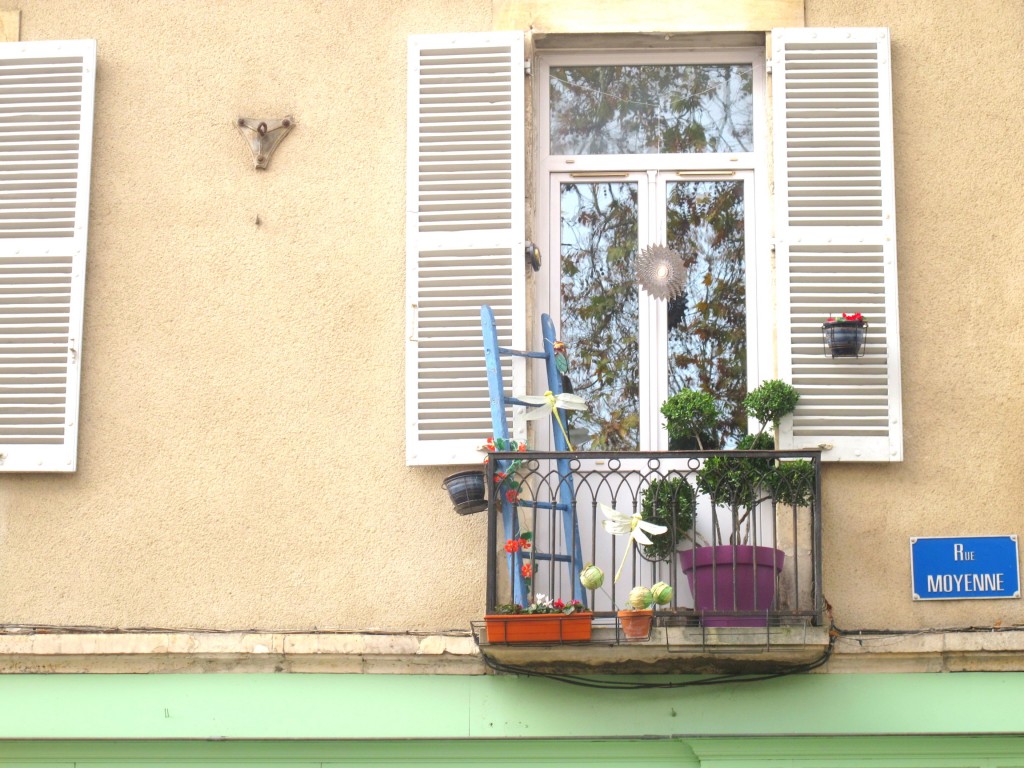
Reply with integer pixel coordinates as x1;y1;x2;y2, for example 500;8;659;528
636;244;687;301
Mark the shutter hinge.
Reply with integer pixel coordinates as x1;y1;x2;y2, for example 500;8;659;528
765;58;773;75
524;59;532;77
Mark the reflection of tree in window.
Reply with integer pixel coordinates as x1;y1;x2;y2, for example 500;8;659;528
550;65;753;155
667;181;746;448
560;182;639;450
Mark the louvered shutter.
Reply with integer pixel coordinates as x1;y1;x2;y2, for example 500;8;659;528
773;28;902;462
405;33;525;466
0;40;95;472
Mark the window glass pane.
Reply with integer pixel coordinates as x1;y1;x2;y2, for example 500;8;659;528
666;180;746;448
560;181;639;450
550;65;753;155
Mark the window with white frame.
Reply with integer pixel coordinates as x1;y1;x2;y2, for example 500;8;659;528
406;29;902;466
534;50;769;451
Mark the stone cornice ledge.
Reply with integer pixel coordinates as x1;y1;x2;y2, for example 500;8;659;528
1;629;1023;674
826;629;1024;672
0;631;486;674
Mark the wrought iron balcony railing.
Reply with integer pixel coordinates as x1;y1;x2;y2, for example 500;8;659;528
484;449;823;632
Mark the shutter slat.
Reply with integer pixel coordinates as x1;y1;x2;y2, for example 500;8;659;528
774;28;902;463
406;33;525;466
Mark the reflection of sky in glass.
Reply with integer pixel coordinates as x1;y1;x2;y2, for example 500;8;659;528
550;65;753;155
560;182;639;450
666;180;746;448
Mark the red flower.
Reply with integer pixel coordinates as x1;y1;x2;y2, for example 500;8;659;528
552;599;565;609
506;489;520;503
842;312;864;322
521;563;532;579
519;537;531;550
486;437;496;451
504;539;520;553
517;443;527;452
493;471;507;483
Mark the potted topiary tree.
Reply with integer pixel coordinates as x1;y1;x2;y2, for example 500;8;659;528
668;380;814;627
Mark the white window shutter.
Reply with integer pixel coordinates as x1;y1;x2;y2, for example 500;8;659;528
0;39;95;472
405;32;526;466
772;28;902;462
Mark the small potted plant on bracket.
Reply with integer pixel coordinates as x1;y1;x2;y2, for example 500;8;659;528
822;312;868;358
443;437;528;516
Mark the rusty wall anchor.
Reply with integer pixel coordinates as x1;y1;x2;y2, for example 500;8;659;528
236;116;294;169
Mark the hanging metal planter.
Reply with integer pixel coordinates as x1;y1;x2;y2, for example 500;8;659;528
821;313;868;358
442;470;487;515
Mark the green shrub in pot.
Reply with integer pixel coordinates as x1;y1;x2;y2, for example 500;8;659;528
639;476;697;561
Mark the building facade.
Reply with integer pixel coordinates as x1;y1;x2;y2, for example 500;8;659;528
1;0;1024;764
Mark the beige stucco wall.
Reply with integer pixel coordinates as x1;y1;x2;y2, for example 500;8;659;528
806;0;1024;630
0;0;1021;638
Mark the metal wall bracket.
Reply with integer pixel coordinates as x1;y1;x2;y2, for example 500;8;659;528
236;116;294;169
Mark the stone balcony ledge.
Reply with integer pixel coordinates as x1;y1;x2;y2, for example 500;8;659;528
0;626;1022;674
0;630;485;674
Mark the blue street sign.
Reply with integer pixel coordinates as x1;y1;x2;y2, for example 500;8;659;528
911;536;1020;600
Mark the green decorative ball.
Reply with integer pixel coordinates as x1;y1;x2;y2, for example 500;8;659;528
651;581;673;606
627;586;653;610
579;564;605;590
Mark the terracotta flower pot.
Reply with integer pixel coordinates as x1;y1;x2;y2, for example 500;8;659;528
617;609;653;642
484;612;593;643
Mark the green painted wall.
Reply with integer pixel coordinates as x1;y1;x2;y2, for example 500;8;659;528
4;737;1024;767
1;673;1024;740
0;740;698;767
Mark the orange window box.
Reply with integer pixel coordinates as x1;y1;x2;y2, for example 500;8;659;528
484;613;593;643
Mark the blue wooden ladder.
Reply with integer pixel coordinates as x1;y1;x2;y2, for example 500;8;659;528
480;304;586;608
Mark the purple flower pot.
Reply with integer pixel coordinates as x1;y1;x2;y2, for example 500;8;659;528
678;545;785;627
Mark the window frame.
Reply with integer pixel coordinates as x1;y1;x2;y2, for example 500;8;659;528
532;47;772;450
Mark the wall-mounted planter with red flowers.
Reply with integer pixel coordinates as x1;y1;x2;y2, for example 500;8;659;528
822;313;868;358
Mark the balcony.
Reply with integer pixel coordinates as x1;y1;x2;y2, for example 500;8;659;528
475;449;830;674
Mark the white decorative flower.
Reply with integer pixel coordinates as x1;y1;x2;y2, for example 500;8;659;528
599;503;668;583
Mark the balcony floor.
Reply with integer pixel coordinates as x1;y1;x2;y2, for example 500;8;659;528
475;621;831;674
